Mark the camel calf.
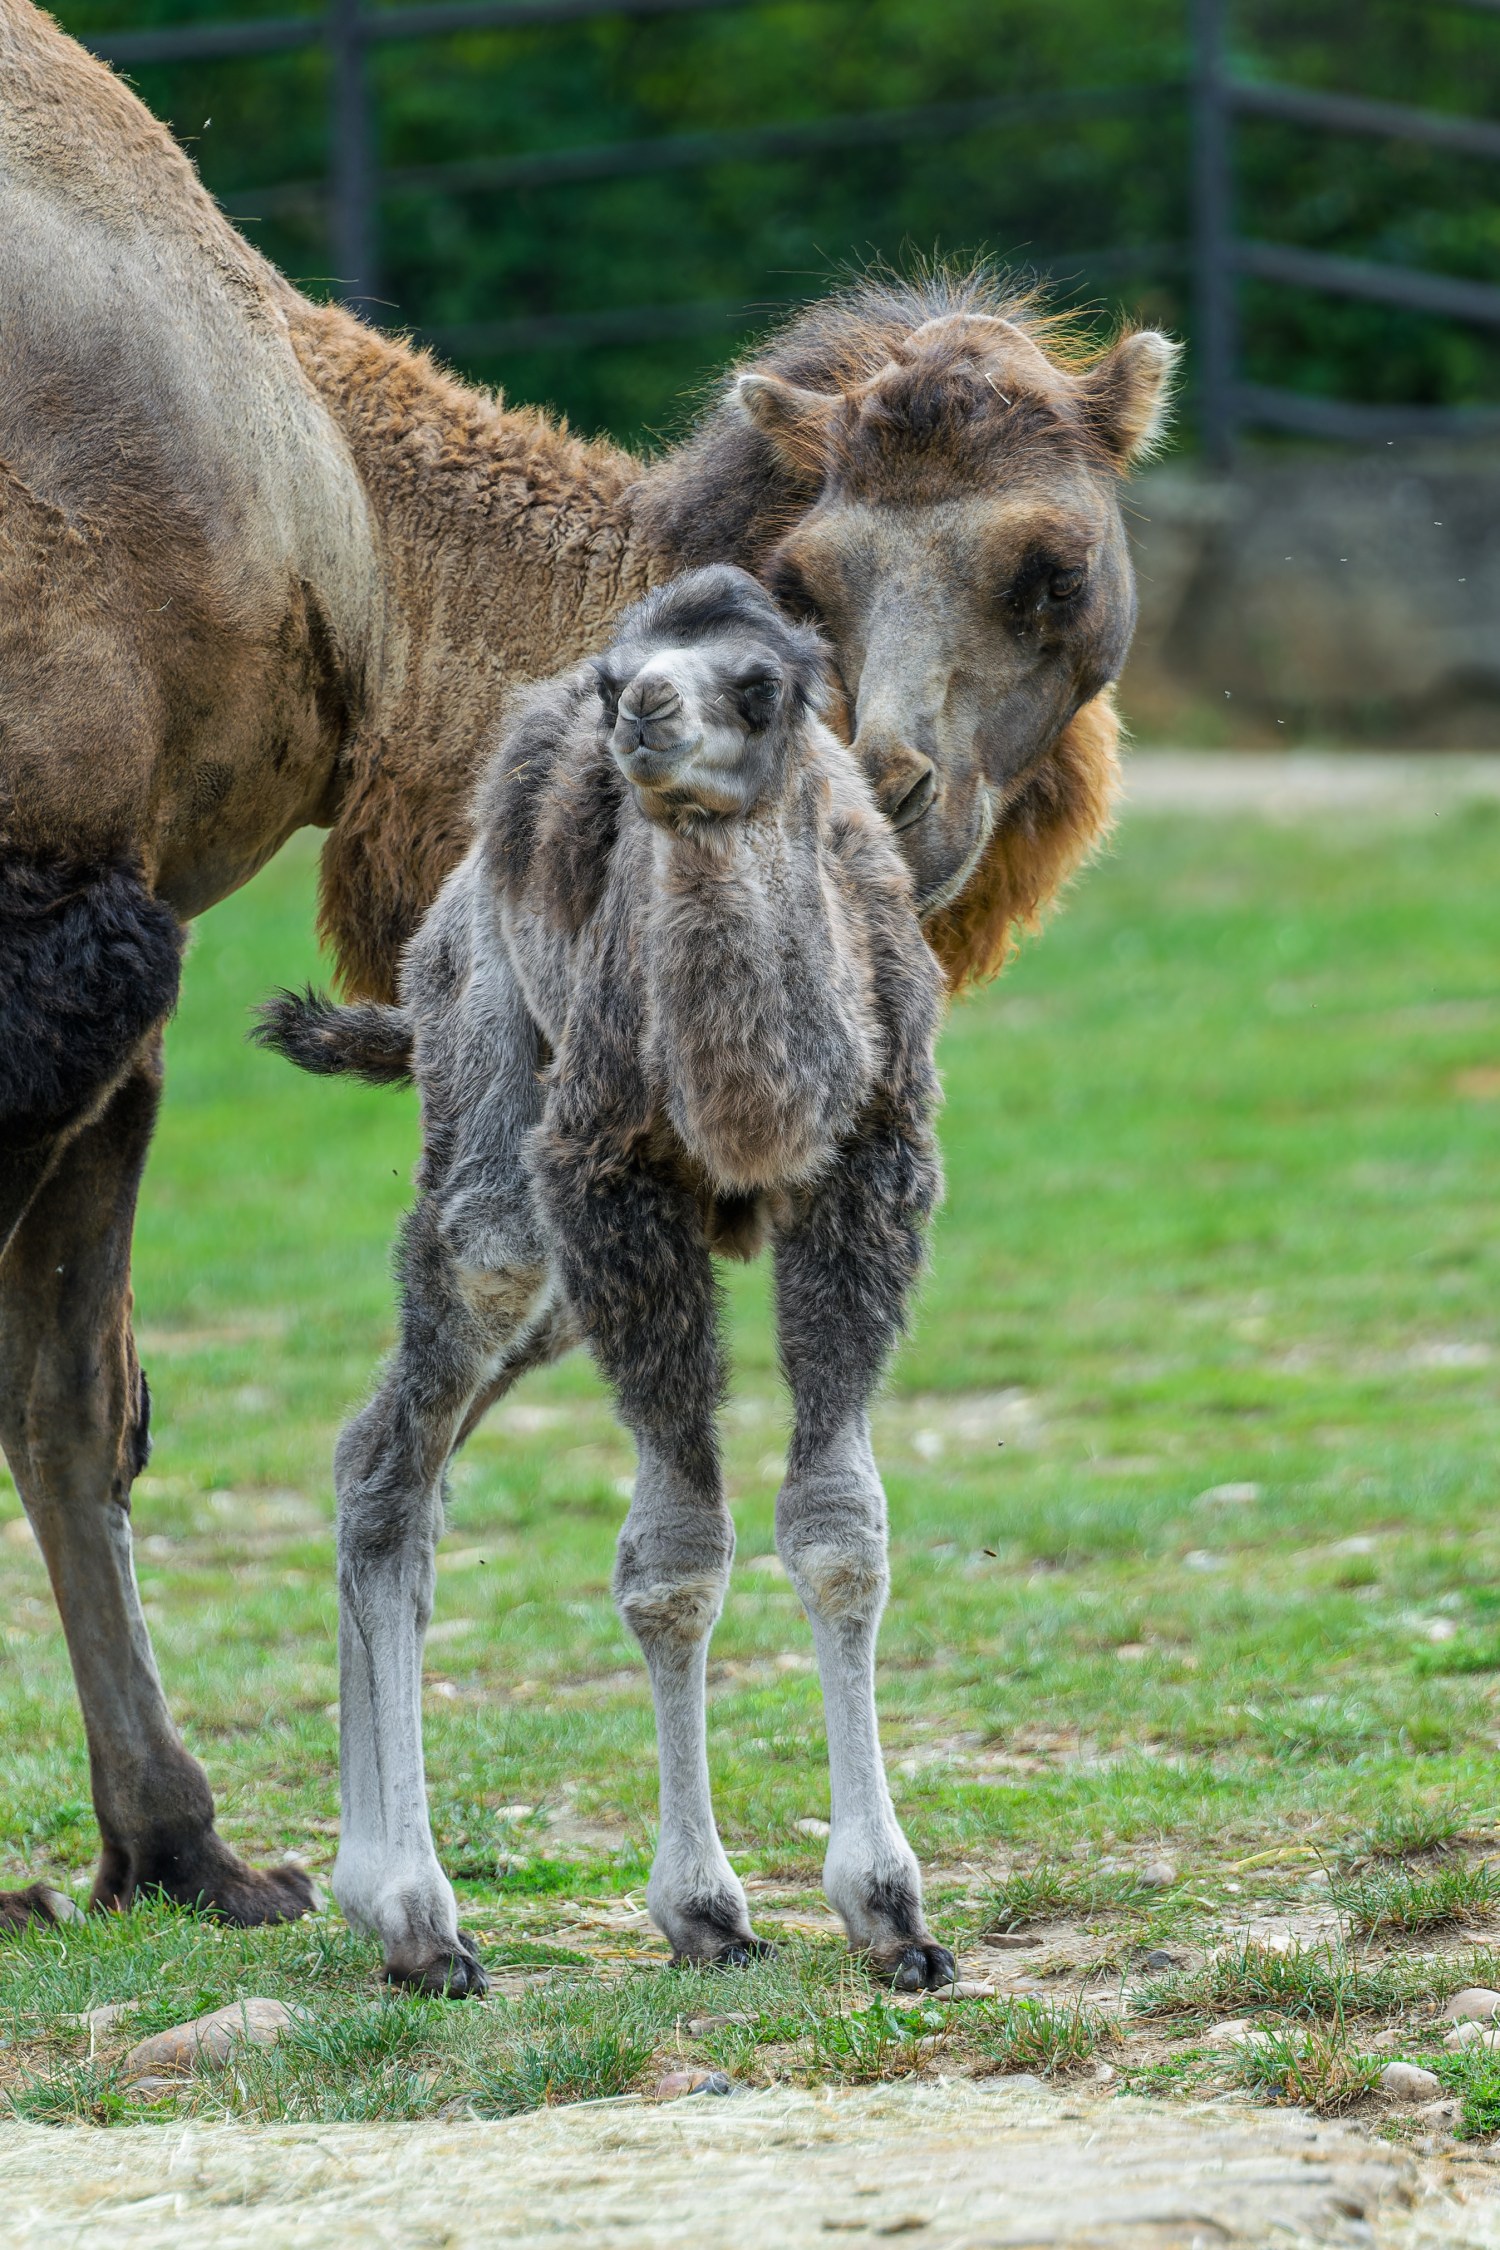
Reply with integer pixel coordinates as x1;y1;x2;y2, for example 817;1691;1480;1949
258;566;951;1993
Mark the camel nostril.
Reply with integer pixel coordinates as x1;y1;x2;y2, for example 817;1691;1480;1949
883;761;937;832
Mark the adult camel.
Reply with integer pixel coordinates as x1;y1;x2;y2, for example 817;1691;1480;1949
0;0;1174;1945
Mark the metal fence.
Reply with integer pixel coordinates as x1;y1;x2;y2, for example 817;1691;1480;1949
1192;0;1500;458
81;0;1500;454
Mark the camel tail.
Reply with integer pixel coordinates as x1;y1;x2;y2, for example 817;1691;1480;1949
250;987;414;1086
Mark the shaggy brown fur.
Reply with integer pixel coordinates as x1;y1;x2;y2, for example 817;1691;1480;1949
0;0;1172;1932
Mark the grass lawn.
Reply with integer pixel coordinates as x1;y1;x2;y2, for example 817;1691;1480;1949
2;788;1499;2127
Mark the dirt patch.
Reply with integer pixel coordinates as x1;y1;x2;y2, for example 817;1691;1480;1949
2;2080;1497;2248
1122;751;1500;819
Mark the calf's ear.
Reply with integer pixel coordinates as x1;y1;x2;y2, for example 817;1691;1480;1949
1080;330;1180;465
733;372;840;477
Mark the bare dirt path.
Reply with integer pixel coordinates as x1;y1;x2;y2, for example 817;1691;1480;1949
1123;750;1500;817
5;2080;1499;2248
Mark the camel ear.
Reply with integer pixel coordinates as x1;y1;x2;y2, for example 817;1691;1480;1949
1080;330;1179;464
733;371;840;475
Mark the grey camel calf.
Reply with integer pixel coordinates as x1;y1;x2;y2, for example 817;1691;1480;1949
257;565;952;1996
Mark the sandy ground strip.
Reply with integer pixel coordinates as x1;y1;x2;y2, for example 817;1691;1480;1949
5;2079;1500;2250
1121;751;1500;818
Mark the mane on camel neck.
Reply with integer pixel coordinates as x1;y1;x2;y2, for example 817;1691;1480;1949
290;274;1122;1005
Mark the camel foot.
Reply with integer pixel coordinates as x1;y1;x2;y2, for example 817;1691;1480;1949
386;1930;488;1998
0;1881;84;1933
877;1939;958;1993
673;1935;778;1971
92;1830;318;1925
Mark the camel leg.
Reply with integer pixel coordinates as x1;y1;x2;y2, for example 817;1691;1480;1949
331;1196;548;1994
0;1050;313;1926
772;1159;955;1992
536;1144;759;1967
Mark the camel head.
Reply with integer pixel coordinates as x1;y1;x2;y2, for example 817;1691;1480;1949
593;566;827;829
723;289;1177;919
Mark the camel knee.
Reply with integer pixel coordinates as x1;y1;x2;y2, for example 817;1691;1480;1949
2;1325;151;1517
615;1566;730;1654
779;1531;888;1626
777;1441;889;1627
614;1499;734;1655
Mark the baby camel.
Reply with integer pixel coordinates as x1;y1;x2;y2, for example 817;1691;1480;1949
257;567;950;1995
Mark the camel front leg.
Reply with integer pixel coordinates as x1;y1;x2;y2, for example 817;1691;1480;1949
332;1198;548;1994
536;1136;761;1965
773;1147;954;1991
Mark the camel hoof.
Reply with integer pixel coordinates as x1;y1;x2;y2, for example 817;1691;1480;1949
0;1881;83;1934
387;1932;488;1998
886;1941;958;1993
711;1937;777;1970
92;1837;319;1926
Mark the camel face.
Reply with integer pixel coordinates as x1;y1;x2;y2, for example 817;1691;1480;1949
599;638;794;824
736;316;1176;915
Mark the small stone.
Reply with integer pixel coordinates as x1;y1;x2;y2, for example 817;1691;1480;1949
1415;2097;1460;2126
655;2068;732;2100
1197;1483;1261;1507
933;1980;995;2001
1381;2062;1441;2101
1142;1949;1182;1972
1205;2018;1254;2048
122;1998;296;2081
1139;1858;1178;1890
1115;1643;1148;1662
987;1933;1042;1950
684;2011;751;2035
496;1804;535;1822
995;2072;1046;2093
795;1817;831;1839
1091;2060;1117;2084
1445;1988;1500;2024
1444;2021;1500;2052
67;2001;140;2035
1183;1551;1226;1573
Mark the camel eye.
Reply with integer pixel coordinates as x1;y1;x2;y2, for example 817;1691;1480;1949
1048;565;1085;603
733;668;780;726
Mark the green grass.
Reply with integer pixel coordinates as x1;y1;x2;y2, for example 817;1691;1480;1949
3;796;1500;2121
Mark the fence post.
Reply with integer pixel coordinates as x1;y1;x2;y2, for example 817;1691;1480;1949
328;0;378;310
1191;0;1236;465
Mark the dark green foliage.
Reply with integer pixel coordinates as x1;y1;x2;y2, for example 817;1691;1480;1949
48;0;1500;444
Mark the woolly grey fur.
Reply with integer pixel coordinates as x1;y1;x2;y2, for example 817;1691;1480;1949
258;565;951;1992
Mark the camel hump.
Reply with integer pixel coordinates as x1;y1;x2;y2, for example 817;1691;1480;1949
0;0;264;285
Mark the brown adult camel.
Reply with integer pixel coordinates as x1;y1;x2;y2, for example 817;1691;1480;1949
0;0;1175;1939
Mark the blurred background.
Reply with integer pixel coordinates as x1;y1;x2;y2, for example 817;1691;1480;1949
51;0;1500;746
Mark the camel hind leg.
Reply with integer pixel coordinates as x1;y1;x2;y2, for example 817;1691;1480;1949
0;1043;312;1928
331;1194;556;1994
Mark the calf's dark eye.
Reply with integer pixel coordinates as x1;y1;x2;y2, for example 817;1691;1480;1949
733;672;780;725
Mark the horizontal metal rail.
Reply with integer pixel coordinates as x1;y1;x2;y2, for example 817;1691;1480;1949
1231;78;1500;165
1238;383;1500;442
85;0;790;65
219;83;1178;218
1237;239;1500;329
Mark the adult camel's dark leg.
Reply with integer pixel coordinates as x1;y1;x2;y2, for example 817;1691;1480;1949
0;1045;313;1925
